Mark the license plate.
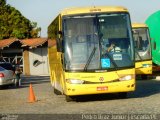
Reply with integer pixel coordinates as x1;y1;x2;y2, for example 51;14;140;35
97;86;108;91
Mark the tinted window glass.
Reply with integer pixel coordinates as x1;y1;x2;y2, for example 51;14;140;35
0;66;5;71
0;63;15;71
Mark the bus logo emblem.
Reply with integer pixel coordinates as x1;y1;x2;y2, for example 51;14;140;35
99;77;104;82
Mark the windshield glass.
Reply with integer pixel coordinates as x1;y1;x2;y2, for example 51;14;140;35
133;28;151;61
63;13;134;71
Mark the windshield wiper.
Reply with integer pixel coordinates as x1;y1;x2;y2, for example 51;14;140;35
84;47;96;71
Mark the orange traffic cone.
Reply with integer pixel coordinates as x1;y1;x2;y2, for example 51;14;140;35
28;84;36;103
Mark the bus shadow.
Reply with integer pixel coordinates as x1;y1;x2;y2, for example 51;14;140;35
128;79;160;98
74;93;122;102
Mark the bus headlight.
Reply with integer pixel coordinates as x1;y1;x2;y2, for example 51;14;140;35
119;75;132;81
66;79;84;84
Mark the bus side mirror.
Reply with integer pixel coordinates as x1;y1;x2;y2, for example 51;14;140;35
56;38;62;52
56;31;63;52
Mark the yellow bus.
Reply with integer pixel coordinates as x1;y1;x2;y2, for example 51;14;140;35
48;6;135;101
132;23;152;79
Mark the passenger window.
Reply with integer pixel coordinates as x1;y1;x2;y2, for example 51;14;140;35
0;63;14;71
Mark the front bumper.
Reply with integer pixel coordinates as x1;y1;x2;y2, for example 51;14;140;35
64;80;135;96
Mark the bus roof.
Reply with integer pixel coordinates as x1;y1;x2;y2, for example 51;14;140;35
60;6;129;16
132;23;148;28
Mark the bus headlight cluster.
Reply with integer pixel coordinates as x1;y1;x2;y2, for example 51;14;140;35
66;79;84;84
119;75;132;81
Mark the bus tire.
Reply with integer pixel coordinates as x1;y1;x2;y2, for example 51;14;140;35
141;75;148;80
65;95;74;102
118;92;127;99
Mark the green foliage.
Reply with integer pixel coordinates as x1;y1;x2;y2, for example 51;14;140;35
0;0;41;40
30;26;41;38
30;22;41;38
0;0;6;6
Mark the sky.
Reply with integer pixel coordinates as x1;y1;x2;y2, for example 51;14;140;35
6;0;160;37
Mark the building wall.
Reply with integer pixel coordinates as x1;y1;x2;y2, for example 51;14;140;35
29;48;49;75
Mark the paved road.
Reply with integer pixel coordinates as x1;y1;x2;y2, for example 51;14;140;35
0;76;160;120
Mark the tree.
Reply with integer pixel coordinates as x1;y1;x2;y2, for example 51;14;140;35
30;22;41;38
30;26;41;38
0;0;41;40
0;0;6;6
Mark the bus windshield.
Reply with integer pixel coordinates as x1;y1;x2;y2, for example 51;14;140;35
133;28;151;61
63;13;134;71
